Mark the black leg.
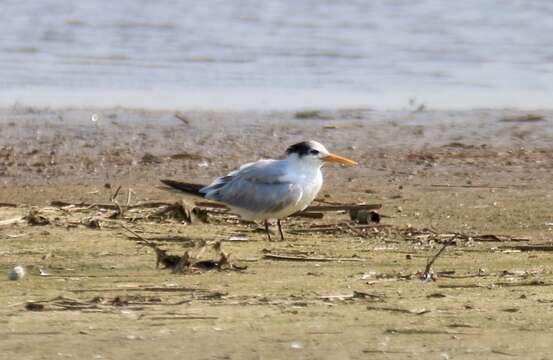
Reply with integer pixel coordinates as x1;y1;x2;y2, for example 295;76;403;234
264;220;272;241
277;219;285;241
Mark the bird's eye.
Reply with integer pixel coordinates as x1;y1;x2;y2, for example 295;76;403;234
310;149;320;155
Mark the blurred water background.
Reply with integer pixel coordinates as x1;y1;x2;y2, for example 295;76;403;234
1;0;553;110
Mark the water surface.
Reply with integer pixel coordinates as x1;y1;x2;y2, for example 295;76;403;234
1;1;553;109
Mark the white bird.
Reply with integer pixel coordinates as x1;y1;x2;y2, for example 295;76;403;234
163;140;357;241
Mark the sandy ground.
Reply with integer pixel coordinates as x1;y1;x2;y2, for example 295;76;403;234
2;106;553;359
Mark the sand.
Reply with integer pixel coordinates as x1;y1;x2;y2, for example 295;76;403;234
1;106;553;359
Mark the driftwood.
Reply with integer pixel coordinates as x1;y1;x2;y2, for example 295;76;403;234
49;198;380;221
429;184;514;189
289;212;324;219
24;295;221;317
174;112;190;125
0;216;25;226
421;241;452;281
438;280;553;289
121;224;246;272
366;306;431;315
500;114;544;122
499;244;553;251
50;200;179;210
120;224;182;269
263;253;364;262
69;287;208;293
24;201;536;251
23;209;50;226
304;203;381;212
194;199;381;214
471;234;530;242
402;227;531;244
0;202;18;207
147;315;218;320
384;328;478;336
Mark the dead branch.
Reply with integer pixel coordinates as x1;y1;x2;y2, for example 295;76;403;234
147;315;218;320
304;203;382;212
438;280;553;289
437;284;484;289
501;114;544;122
194;200;381;214
470;234;530;242
69;286;207;293
50;200;180;210
23;209;50;226
48;198;379;222
499;244;553;251
319;291;385;302
0;202;18;207
263;253;364;262
421;240;454;280
429;184;515;189
148;201;198;223
120;224;180;269
174;112;190;125
384;328;478;335
110;185;122;202
287;223;388;234
126;188;133;206
0;216;25;226
289;212;324;219
120;224;244;272
109;185;124;218
366;306;431;315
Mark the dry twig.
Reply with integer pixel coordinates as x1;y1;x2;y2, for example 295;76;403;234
263;253;364;262
421;240;454;281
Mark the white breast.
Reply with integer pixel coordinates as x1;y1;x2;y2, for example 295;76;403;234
268;166;323;219
296;169;323;211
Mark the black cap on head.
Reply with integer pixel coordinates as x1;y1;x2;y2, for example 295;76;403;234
285;141;314;157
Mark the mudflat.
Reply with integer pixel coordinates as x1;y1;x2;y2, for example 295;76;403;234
2;106;553;359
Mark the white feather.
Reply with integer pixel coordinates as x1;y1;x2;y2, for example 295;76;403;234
200;153;324;221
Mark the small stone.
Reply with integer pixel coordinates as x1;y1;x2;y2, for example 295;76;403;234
8;265;25;280
290;341;303;349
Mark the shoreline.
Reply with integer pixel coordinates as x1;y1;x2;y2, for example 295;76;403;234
2;105;553;359
3;87;553;112
2;106;552;206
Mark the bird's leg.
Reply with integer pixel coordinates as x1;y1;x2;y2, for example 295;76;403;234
277;219;285;241
264;220;272;241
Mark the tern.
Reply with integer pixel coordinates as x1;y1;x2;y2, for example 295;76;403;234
162;140;357;241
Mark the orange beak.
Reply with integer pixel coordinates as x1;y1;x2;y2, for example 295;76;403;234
323;153;358;166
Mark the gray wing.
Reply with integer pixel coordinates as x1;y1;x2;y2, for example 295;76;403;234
200;160;302;214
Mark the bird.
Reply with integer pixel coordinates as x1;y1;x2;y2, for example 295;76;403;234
162;140;357;241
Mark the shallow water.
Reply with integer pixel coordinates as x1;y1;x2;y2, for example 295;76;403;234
2;0;553;109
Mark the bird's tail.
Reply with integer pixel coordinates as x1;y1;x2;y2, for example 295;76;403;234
159;179;206;197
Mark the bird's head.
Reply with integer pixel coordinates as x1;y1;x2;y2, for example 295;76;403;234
285;140;357;167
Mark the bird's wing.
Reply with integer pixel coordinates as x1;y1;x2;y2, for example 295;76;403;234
201;160;303;215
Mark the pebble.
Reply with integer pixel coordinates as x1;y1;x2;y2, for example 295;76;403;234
8;265;25;280
290;341;303;349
